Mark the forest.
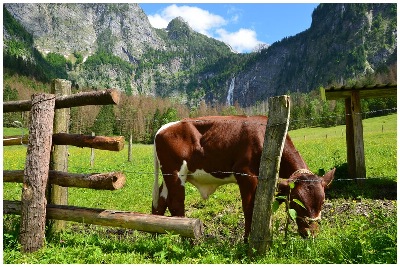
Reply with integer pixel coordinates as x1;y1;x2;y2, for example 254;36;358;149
3;62;396;144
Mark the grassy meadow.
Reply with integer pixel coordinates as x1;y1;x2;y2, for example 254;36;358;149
2;114;397;263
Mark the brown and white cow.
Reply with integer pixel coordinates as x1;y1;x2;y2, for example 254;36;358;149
152;115;335;241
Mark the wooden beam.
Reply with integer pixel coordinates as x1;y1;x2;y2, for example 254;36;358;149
4;201;204;239
3;89;121;113
322;84;397;100
52;133;124;151
4;170;126;191
3;135;28;146
4;133;125;151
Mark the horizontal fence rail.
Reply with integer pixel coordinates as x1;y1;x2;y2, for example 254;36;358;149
4;170;126;190
3;132;125;151
3;89;121;113
4;200;204;239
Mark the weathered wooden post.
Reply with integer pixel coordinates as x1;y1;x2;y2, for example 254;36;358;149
128;130;133;162
248;95;290;256
19;93;55;253
48;79;71;233
350;91;366;183
345;98;356;179
91;132;95;167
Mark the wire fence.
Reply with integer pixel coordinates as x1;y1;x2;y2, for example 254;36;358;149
80;167;396;185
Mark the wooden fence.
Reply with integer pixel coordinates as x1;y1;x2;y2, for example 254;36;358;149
3;79;203;253
3;79;290;256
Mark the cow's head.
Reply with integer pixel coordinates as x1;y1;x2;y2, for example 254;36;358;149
277;168;335;238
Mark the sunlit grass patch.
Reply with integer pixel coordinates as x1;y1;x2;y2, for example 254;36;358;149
3;114;397;263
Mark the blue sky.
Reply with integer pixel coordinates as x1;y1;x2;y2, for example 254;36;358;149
140;3;319;53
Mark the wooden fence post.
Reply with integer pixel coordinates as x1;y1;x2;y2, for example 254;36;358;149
48;79;71;233
248;95;290;256
350;91;366;183
128;130;133;162
19;93;55;253
91;132;95;167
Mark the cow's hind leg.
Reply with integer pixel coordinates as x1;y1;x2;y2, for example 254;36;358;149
166;171;186;217
152;182;168;215
236;173;258;243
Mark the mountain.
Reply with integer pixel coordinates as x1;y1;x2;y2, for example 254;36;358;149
231;3;397;106
3;3;397;107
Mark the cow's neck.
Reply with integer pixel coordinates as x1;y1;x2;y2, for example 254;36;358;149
281;156;309;178
279;137;309;178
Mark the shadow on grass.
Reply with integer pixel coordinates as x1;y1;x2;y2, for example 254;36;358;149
322;163;397;200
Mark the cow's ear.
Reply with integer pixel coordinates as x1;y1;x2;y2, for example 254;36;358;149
322;168;335;188
277;178;291;195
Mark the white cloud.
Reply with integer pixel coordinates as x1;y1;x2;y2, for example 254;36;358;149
147;4;264;53
215;28;263;53
147;14;170;29
148;4;226;35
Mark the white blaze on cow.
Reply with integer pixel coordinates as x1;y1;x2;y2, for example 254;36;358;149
152;116;335;241
186;168;237;199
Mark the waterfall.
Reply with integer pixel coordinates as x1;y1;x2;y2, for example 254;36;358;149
226;77;235;106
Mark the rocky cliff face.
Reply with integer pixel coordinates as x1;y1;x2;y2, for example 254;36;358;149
4;3;163;62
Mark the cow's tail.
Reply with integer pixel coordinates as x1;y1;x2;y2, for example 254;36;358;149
152;144;160;210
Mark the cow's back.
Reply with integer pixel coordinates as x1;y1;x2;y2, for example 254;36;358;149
155;116;268;175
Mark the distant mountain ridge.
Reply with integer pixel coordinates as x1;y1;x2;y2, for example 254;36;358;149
3;3;397;106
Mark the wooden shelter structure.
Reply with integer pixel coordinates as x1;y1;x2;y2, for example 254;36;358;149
321;83;397;181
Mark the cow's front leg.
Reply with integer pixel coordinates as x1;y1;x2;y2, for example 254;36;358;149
236;174;258;243
166;171;186;217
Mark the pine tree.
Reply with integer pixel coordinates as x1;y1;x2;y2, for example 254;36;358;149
91;105;116;136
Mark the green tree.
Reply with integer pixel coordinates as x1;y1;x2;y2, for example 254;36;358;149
148;107;179;144
91;105;116;136
3;84;20;127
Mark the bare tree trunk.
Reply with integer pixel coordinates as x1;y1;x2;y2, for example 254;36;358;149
128;130;133;162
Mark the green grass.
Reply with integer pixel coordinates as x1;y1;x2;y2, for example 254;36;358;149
2;114;397;263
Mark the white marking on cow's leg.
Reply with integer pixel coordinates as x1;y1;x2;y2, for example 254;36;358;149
152;145;160;209
160;182;168;199
178;160;188;186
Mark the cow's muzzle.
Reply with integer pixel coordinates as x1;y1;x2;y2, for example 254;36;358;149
296;215;321;238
